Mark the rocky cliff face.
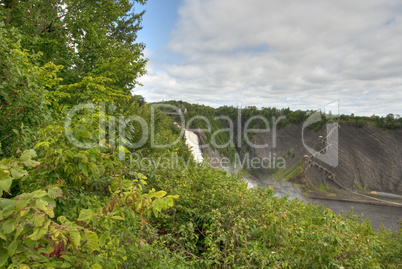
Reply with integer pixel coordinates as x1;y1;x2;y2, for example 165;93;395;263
200;122;402;195
193;127;228;167
257;123;402;194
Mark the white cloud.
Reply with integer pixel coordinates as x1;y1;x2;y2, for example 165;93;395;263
137;0;402;116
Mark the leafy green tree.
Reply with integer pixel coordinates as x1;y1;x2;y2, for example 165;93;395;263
1;0;148;104
0;22;50;156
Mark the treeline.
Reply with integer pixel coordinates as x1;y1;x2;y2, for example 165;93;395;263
218;105;402;130
162;101;402;133
339;113;402;130
0;1;401;268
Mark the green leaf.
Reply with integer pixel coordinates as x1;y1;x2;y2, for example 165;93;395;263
0;169;9;181
35;199;48;208
33;213;45;227
0;232;6;240
110;215;124;221
122;180;133;189
70;228;81;248
1;205;15;219
2;219;18;234
36;199;54;218
23;159;40;168
78;130;91;139
117;247;126;255
28;228;40;241
10;166;28;179
78;209;94;222
42;207;54;218
99;234;106;247
8;240;18;256
152;190;167;198
42;195;56;208
135;200;142;212
91;264;102;269
48;187;63;199
20;149;37;160
14;225;24;239
20;209;27;217
32;190;47;198
84;230;99;252
15;198;30;212
88;162;99;176
0;199;16;209
58;216;67;224
29;226;47;241
20;149;40;167
0;249;8;267
0;178;12;194
118;146;129;154
35;141;50;148
43;219;52;229
79;162;89;177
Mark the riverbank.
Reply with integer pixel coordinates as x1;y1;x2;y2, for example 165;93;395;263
291;176;402;208
243;175;402;232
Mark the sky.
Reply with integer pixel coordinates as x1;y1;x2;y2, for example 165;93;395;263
135;0;402;116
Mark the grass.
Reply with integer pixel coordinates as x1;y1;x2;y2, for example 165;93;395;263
272;163;303;182
354;181;368;191
318;183;331;191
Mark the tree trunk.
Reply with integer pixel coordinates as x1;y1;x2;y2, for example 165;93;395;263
4;0;16;25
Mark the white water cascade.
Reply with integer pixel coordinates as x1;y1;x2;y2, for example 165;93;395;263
184;129;204;163
243;178;258;189
181;126;256;188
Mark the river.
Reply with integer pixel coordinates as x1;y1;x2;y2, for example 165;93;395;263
255;179;402;232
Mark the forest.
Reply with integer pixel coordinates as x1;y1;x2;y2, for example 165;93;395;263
0;0;401;268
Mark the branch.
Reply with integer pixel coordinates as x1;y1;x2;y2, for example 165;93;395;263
1;133;13;142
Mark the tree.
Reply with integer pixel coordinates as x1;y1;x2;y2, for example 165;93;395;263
0;22;49;156
0;0;148;155
1;0;148;104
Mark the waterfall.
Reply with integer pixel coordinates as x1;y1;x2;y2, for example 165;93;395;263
184;129;204;163
244;178;258;189
182;126;257;189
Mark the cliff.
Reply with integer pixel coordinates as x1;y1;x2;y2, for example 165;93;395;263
200;122;402;195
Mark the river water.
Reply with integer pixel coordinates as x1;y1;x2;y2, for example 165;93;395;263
311;198;401;232
254;179;402;232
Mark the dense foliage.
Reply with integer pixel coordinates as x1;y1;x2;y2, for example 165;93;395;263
0;1;401;268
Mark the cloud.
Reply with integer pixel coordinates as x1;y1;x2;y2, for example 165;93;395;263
137;0;402;116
